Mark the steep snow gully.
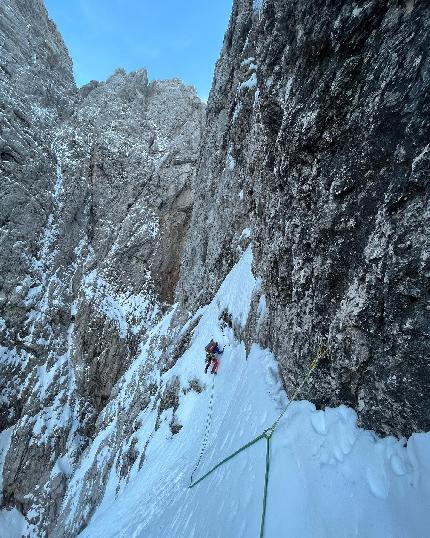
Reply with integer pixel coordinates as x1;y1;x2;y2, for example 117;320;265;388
3;248;428;537
1;0;430;535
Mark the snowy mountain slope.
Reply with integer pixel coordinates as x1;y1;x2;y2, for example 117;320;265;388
1;0;430;535
13;247;424;537
0;73;203;530
0;1;204;528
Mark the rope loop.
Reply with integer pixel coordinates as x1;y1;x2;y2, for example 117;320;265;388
263;427;274;440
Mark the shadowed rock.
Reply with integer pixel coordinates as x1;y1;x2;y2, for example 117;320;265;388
177;0;430;437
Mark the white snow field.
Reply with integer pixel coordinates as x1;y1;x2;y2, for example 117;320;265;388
74;247;429;538
1;248;429;537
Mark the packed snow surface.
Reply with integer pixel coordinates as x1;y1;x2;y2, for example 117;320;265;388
71;247;430;538
0;508;28;538
1;248;428;536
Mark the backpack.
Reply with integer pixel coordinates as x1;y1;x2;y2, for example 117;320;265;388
205;340;216;353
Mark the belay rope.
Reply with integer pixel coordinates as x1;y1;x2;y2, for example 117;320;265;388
189;344;328;538
190;374;216;484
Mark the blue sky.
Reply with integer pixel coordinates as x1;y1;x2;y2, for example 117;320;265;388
44;0;233;100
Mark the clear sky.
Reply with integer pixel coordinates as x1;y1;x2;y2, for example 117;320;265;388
44;0;233;101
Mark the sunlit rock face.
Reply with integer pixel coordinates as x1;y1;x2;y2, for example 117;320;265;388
0;0;204;531
177;0;430;437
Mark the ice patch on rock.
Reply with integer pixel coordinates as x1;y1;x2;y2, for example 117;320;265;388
239;73;257;91
226;152;236;171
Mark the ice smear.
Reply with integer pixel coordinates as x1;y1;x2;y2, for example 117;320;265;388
239;73;257;91
253;0;264;12
256;293;266;329
284;75;294;101
411;143;429;174
241;57;255;67
232;102;242;122
239;228;252;240
226;152;236;171
0;427;13;503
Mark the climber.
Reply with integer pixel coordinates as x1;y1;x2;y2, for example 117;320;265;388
204;339;223;375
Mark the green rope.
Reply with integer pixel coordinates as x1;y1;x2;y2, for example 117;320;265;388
260;432;271;538
189;431;266;488
189;344;328;535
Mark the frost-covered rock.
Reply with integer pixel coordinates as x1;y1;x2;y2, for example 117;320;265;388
0;0;76;431
177;0;430;437
0;0;204;533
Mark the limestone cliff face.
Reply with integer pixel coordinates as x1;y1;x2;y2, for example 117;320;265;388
0;0;204;532
0;0;76;432
177;0;430;437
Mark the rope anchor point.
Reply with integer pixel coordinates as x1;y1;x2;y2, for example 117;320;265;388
189;342;328;536
263;427;274;439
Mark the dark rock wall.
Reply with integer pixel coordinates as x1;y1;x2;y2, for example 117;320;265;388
178;0;430;437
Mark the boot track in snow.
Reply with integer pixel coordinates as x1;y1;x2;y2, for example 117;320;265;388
190;374;216;484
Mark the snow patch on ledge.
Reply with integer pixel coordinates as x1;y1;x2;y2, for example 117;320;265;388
0;427;13;504
239;73;257;91
0;509;29;538
212;246;256;328
240;228;252;240
226;151;236;171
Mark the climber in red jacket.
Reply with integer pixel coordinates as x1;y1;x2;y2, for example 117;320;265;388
204;339;223;374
